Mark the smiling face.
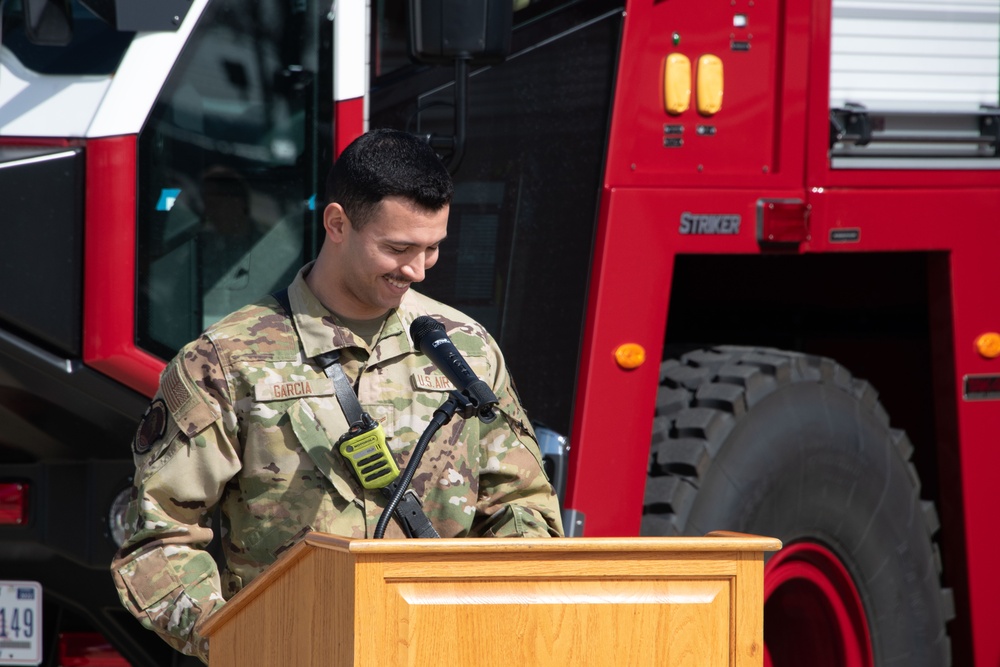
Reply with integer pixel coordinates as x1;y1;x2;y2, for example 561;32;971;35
311;195;449;320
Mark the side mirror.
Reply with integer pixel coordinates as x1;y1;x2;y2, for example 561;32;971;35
409;0;512;66
406;0;514;173
23;0;73;46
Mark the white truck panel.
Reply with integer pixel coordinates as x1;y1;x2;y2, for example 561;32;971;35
0;52;111;137
0;0;211;138
88;0;210;138
831;0;1000;113
333;0;369;102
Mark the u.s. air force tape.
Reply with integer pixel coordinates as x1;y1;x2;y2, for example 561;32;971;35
133;399;167;455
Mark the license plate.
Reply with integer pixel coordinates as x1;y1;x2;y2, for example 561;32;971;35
0;582;41;666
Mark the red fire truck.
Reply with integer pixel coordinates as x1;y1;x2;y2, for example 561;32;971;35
0;0;995;664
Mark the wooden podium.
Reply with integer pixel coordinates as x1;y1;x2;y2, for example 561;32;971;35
202;531;781;667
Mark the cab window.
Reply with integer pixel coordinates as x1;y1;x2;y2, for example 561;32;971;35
135;0;329;358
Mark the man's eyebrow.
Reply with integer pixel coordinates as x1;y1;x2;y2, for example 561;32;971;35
383;235;448;247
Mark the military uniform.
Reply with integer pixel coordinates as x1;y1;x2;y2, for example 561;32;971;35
111;265;563;663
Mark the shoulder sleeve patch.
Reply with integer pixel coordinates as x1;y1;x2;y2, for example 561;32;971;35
162;363;194;416
161;362;222;438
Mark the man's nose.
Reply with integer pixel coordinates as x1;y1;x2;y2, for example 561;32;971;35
400;254;425;282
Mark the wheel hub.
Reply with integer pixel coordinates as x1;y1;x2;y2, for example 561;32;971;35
763;541;873;667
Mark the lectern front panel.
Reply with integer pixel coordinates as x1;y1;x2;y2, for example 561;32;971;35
391;577;731;665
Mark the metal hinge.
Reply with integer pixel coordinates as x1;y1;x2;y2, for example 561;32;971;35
829;102;872;148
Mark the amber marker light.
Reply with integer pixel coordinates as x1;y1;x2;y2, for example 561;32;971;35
696;54;723;115
614;343;646;370
975;332;1000;359
664;53;691;115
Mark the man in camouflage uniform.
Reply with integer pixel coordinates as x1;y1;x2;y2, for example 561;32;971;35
111;129;563;663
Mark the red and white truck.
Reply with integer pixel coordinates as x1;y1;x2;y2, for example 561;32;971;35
1;0;996;664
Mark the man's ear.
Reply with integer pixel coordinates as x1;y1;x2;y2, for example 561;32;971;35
323;203;350;242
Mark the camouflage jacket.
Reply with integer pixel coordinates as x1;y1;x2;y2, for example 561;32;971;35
111;265;563;663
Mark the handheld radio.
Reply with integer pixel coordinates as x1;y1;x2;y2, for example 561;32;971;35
337;413;399;489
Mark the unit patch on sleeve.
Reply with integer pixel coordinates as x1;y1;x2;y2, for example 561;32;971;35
133;399;167;455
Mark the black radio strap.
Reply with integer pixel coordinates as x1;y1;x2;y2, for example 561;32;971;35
272;289;439;539
314;349;363;424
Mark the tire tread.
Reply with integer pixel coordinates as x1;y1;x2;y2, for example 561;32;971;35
643;345;953;663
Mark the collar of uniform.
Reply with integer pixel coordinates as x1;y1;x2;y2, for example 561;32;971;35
287;263;421;361
287;263;360;358
365;291;435;365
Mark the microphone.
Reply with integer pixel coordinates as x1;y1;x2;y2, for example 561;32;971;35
410;316;498;423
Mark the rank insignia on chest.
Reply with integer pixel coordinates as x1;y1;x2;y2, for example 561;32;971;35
254;378;335;401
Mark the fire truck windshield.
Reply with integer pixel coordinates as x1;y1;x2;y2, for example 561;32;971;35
0;0;132;75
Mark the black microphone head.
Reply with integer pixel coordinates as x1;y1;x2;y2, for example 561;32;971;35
410;315;446;350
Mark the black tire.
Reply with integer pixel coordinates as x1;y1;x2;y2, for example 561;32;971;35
642;346;954;666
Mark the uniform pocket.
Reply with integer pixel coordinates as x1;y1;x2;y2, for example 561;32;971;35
119;550;183;610
117;549;211;637
287;397;358;503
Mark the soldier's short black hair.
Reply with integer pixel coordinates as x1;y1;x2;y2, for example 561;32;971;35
324;128;453;230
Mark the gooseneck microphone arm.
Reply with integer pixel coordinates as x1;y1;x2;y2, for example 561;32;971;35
374;391;470;539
